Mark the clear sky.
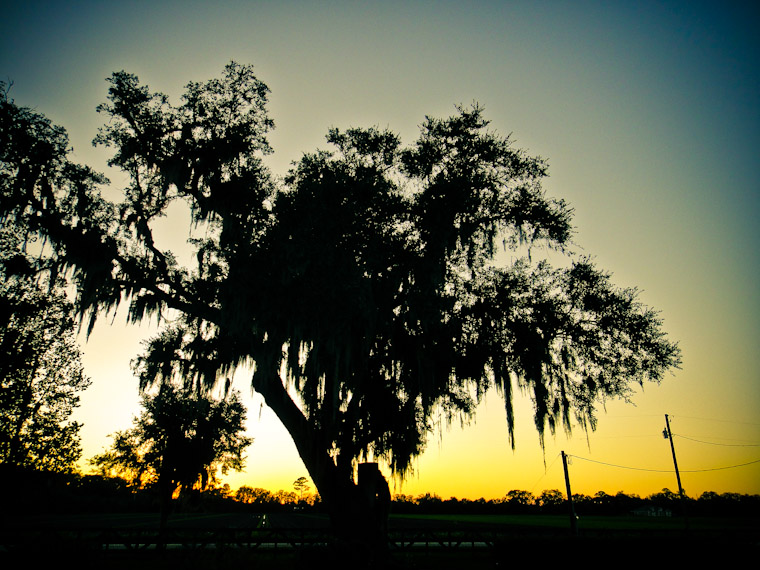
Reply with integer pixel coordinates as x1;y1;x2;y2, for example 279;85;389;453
2;0;758;499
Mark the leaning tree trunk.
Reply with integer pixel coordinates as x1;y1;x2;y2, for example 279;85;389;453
254;375;392;563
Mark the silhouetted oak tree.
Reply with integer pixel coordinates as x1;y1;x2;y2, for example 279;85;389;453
0;66;680;543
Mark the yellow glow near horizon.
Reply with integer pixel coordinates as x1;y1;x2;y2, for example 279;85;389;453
3;1;758;500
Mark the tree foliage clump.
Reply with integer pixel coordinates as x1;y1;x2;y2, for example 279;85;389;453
0;65;680;532
90;382;251;498
0;229;90;472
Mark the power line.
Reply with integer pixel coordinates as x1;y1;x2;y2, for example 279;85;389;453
527;453;561;494
676;459;760;473
570;455;673;473
569;454;760;474
669;414;760;428
674;433;760;447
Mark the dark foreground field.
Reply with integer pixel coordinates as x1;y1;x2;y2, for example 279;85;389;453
2;512;757;569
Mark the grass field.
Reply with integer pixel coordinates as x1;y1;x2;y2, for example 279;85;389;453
2;512;757;568
392;512;756;533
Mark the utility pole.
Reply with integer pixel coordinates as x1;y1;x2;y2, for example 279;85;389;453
663;414;689;531
561;451;578;536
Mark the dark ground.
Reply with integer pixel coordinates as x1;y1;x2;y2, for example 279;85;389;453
2;512;756;569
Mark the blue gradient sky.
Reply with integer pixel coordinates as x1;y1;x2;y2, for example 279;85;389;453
2;1;758;498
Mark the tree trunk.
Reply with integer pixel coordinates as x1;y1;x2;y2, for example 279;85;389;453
156;475;174;551
310;461;391;567
7;367;39;466
253;372;391;563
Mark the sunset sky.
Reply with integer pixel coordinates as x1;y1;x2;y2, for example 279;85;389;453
2;1;758;499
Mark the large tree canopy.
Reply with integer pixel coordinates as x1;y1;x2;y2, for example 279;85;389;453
0;64;680;531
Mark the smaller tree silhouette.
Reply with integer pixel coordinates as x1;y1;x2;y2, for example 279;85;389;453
0;268;90;473
537;489;566;512
293;476;310;500
503;489;535;513
236;485;274;505
91;383;251;527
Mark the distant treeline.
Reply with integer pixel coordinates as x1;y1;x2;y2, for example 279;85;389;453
390;489;760;517
2;465;758;518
